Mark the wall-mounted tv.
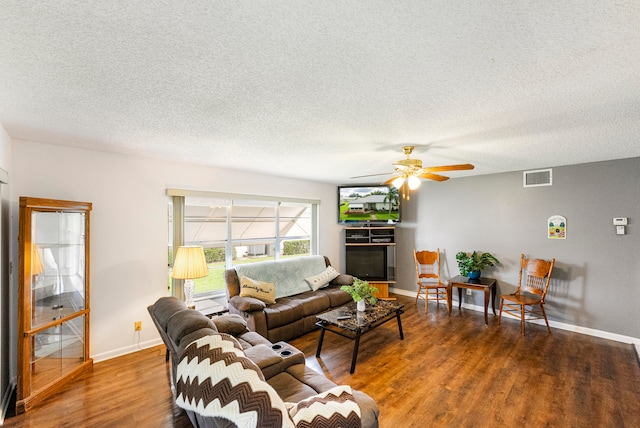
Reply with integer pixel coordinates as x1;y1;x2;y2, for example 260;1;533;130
338;184;401;224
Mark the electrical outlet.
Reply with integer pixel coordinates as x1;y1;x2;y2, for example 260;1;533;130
466;289;472;296
134;321;142;331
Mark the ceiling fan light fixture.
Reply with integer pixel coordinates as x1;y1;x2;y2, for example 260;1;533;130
354;146;474;187
408;175;421;190
392;176;405;189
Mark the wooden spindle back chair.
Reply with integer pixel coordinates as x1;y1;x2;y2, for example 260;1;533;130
499;254;555;335
414;248;446;313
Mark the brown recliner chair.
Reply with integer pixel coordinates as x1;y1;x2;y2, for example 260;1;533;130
148;297;380;428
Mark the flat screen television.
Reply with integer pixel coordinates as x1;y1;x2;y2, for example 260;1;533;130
338;184;401;224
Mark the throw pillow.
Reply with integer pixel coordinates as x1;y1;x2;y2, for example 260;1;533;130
175;334;295;428
239;276;276;304
304;266;340;291
286;385;362;428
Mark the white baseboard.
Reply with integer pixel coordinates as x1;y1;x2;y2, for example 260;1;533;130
391;288;419;299
0;379;15;426
91;338;163;363
391;287;640;347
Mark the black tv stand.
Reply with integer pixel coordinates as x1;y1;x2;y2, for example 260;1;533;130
344;226;396;300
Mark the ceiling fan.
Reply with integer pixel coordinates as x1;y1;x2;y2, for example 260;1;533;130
351;146;474;197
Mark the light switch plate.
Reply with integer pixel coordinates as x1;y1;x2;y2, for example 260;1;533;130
613;217;628;225
616;225;625;235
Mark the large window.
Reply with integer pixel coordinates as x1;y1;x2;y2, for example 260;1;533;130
167;189;319;298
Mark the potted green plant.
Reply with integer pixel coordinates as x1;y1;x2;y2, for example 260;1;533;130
341;278;378;311
455;251;500;279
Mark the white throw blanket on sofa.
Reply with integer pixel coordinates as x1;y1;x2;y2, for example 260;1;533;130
234;255;327;299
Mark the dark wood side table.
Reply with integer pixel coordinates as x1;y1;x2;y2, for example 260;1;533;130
447;275;497;325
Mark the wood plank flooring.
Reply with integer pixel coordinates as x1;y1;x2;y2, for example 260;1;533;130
3;346;192;428
4;295;640;427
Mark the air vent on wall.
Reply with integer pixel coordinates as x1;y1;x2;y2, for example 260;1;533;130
523;168;552;187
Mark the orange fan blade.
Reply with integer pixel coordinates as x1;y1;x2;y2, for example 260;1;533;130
418;172;449;182
422;163;474;173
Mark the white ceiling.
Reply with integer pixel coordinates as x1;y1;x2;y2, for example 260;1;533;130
1;1;639;184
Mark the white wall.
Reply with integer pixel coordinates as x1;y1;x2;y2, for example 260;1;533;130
0;124;12;422
11;140;343;361
0;125;9;168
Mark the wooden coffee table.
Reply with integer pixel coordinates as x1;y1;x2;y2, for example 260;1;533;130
447;275;497;325
315;300;404;374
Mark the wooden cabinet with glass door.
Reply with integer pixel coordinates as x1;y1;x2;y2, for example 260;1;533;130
17;197;92;413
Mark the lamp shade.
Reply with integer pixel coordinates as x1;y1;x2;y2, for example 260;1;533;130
407;175;422;190
392;176;405;189
172;246;208;280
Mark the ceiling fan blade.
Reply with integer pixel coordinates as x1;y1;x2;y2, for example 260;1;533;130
418;172;450;182
350;172;394;179
422;163;475;173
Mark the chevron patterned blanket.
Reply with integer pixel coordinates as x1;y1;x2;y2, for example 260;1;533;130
175;333;362;428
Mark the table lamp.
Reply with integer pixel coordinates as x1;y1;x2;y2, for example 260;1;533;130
171;246;208;309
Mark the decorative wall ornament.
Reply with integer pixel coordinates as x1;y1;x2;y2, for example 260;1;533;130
548;215;566;239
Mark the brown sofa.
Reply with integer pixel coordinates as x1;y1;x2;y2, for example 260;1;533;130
148;297;379;428
225;255;354;342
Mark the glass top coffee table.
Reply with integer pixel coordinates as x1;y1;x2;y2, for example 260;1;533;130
315;300;405;374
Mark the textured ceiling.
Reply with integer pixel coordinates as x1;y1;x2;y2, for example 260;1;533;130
1;1;639;184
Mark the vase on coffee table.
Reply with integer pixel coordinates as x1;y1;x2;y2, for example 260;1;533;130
341;278;378;312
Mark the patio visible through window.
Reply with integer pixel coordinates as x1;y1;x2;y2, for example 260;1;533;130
168;192;317;298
